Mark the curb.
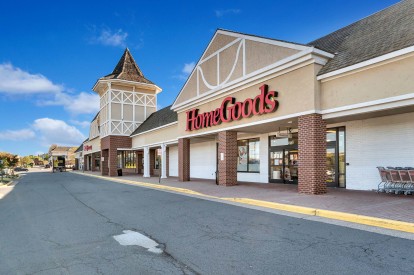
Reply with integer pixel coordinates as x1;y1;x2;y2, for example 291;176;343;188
71;171;414;234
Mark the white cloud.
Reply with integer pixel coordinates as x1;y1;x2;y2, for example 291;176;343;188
70;120;91;128
0;129;35;141
173;61;196;80
215;9;241;18
96;28;128;47
38;92;100;115
33;118;85;146
0;63;62;94
182;62;195;74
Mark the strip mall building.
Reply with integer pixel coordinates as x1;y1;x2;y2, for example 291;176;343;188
77;1;414;194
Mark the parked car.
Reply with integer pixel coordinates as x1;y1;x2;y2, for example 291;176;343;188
14;167;29;172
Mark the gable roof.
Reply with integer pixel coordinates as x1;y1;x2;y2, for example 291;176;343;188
308;0;414;76
130;105;177;136
101;48;154;84
51;146;76;152
172;29;322;110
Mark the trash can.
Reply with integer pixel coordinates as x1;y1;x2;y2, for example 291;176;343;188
117;169;122;176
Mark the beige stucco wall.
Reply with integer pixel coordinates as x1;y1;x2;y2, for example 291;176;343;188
177;63;319;136
219;42;243;83
84;137;101;154
202;33;237;59
320;54;414;110
132;124;178;148
245;40;299;74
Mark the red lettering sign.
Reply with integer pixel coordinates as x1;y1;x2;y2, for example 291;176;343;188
186;84;278;131
84;145;92;151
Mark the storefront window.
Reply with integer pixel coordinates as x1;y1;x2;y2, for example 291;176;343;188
117;151;136;168
155;149;161;169
237;138;260;172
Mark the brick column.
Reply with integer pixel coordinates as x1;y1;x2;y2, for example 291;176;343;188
91;153;96;171
83;155;88;171
108;148;118;176
178;138;190;181
218;131;238;186
137;151;143;174
149;149;155;176
166;147;170;177
101;149;109;176
298;114;327;194
101;136;132;177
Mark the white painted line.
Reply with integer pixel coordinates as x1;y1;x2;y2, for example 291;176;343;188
113;230;163;254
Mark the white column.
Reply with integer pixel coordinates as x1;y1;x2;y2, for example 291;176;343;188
161;144;167;179
143;146;150;177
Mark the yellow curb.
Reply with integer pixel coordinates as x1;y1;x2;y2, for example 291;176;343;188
316;209;414;234
72;172;414;234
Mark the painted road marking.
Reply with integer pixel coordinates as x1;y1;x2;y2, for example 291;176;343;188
113;230;163;254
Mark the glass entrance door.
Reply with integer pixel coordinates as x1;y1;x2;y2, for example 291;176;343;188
269;148;298;184
270;151;284;183
326;146;336;187
285;149;299;183
326;127;346;188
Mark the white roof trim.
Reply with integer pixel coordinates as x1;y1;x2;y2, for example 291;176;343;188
130;121;178;138
217;29;310;51
321;92;414;119
94;79;162;93
317;45;414;81
131;138;178;150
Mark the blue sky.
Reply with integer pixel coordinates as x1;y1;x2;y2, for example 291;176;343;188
0;0;400;156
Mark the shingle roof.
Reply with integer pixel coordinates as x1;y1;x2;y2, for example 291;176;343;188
130;105;177;136
308;0;414;75
101;48;154;84
52;146;73;152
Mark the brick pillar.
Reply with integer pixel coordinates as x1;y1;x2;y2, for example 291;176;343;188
91;153;96;171
83;155;88;171
166;147;170;177
137;152;143;174
108;148;118;177
101;150;109;176
150;149;155;176
178;138;190;181
218;131;238;186
298;114;327;194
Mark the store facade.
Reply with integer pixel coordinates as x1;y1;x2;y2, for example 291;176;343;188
78;1;414;194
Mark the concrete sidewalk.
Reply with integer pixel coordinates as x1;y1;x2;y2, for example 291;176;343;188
73;171;414;232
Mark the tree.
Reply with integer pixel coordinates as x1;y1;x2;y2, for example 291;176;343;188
20;156;33;167
0;152;19;168
0;152;19;182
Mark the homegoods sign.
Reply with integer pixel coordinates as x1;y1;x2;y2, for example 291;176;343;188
186;84;279;131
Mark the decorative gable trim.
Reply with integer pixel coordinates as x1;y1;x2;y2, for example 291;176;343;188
172;29;333;111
